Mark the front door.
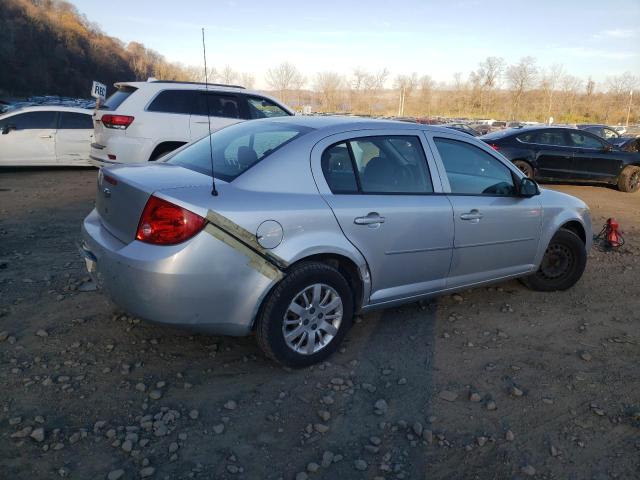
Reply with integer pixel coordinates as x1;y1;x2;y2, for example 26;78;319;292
0;111;57;165
567;130;624;181
189;92;246;141
55;111;94;164
311;131;454;304
428;134;542;288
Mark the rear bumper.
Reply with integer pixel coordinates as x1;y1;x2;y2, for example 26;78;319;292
81;209;276;335
90;137;153;166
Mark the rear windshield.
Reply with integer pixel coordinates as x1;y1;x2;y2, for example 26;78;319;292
166;120;313;182
480;128;519;140
100;86;137;110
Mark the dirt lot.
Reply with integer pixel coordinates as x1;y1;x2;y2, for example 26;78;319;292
1;168;639;480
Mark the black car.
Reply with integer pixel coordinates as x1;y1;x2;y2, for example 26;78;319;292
576;124;621;141
480;127;640;193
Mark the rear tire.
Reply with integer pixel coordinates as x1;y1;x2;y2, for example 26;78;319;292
521;229;586;292
617;166;640;193
513;160;534;178
256;262;353;368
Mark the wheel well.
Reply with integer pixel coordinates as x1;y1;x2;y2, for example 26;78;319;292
288;254;365;311
149;141;187;161
561;221;586;244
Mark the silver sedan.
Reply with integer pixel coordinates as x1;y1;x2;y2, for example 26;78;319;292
81;116;592;367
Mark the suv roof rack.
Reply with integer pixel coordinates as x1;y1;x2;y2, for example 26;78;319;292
149;80;245;89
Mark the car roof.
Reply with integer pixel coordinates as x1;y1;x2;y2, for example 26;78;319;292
263;114;465;135
0;105;92;117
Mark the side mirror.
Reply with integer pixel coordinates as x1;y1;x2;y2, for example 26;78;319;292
519;177;540;197
603;144;613;152
2;124;16;135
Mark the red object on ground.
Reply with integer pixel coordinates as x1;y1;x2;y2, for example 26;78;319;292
605;218;622;248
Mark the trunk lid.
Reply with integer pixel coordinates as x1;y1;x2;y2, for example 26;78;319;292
96;164;212;243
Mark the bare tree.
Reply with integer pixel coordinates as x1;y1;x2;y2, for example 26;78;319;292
540;64;564;119
265;62;304;103
506;57;537;119
240;72;255;89
469;56;505;114
315;71;344;112
394;73;418;115
219;65;237;85
419;75;435;117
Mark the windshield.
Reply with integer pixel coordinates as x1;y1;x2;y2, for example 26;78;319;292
166;120;313;182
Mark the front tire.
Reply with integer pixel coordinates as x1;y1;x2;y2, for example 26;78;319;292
513;160;534;178
256;262;354;368
521;229;586;291
617;166;640;193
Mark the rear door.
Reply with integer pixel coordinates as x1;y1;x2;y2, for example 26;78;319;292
0;111;57;165
55;111;94;164
189;92;247;141
568;130;624;180
427;132;542;288
530;130;574;179
145;89;194;146
311;129;454;304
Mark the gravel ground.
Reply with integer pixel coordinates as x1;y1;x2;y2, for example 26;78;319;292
1;168;639;480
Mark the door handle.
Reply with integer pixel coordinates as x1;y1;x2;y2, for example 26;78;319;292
40;135;53;139
354;212;385;226
460;210;483;222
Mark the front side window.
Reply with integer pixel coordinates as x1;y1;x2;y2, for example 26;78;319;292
166;121;312;181
7;111;57;130
247;97;290;119
59;112;93;129
602;128;619;139
321;135;433;194
569;132;604;149
434;137;516;196
147;90;196;115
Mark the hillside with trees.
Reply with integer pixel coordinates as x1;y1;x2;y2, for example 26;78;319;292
0;0;193;98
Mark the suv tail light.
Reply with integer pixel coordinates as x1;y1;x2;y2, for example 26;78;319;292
136;196;206;245
101;114;134;130
488;143;500;151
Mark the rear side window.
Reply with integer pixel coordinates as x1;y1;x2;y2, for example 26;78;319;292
247;97;290;119
321;136;433;194
166;121;312;182
194;93;242;119
147;90;196;115
59;112;93;129
101;86;137;110
533;131;568;146
7;111;57;130
569;132;604;149
434;137;516;196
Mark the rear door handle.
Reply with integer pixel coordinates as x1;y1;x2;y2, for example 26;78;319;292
40;135;53;139
460;210;483;222
354;212;385;226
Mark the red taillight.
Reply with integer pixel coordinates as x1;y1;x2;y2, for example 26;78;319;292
136;196;206;245
489;143;500;151
101;114;134;130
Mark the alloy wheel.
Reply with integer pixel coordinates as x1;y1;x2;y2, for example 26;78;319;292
282;283;343;355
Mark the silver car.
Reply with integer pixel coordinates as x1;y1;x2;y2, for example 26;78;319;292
81;116;592;367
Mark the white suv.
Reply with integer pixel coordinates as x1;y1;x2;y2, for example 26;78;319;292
90;80;294;165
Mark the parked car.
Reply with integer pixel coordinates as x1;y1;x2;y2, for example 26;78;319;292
0;106;94;166
443;123;480;136
576;123;620;141
90;80;294;166
81;117;592;367
611;137;640;153
481;127;640;193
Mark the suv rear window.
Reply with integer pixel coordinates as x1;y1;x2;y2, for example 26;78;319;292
101;86;137;110
166;121;312;182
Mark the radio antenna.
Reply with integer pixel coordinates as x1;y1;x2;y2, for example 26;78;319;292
202;28;218;196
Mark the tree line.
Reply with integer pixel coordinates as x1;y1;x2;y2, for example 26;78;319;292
1;0;637;124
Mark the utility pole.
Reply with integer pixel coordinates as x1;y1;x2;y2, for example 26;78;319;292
398;87;405;116
626;90;633;127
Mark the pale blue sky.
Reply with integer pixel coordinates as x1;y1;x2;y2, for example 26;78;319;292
72;0;639;88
